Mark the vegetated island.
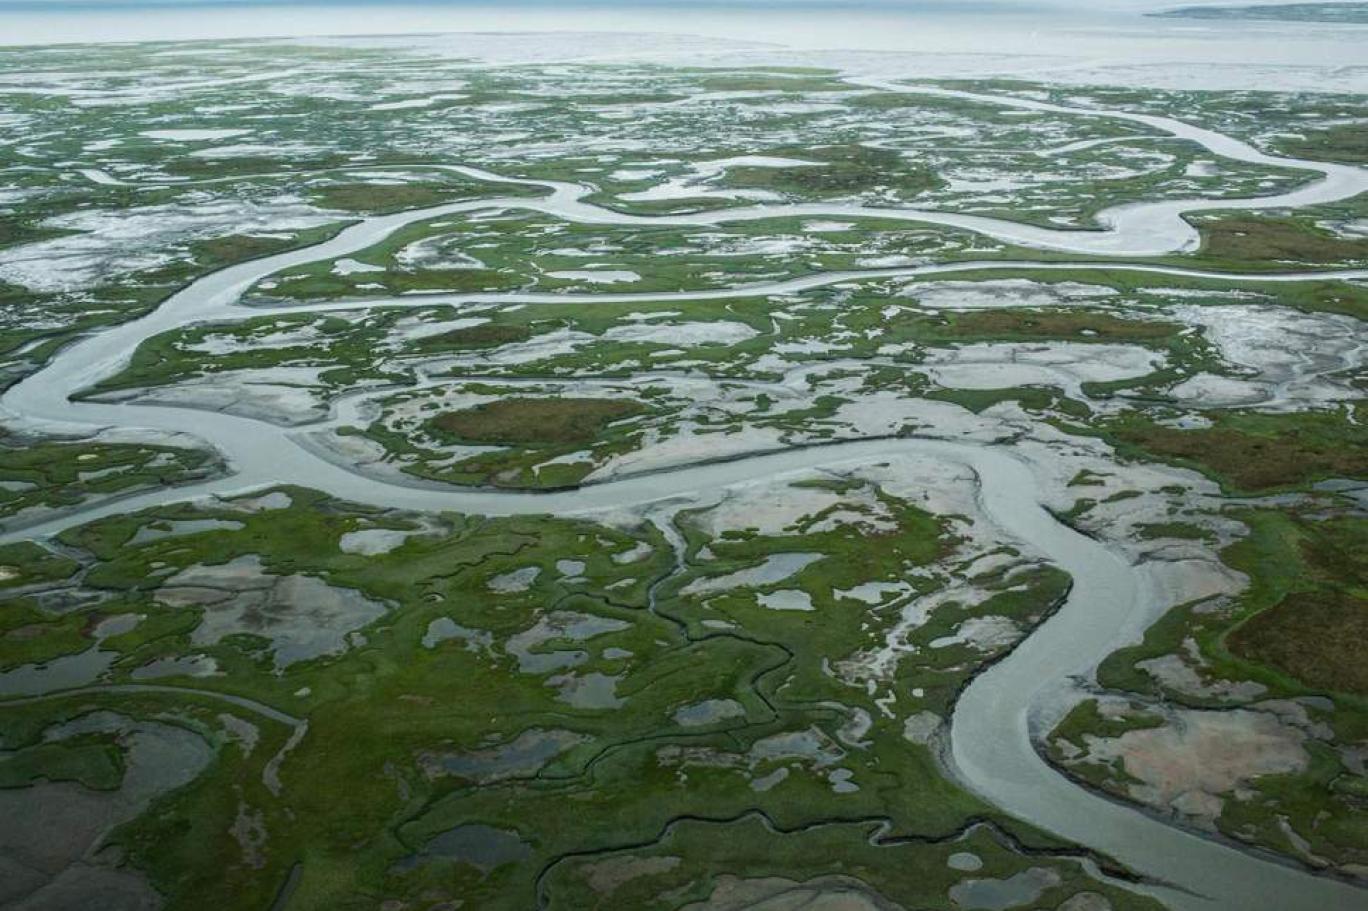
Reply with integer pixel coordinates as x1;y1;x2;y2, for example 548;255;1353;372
1151;2;1368;22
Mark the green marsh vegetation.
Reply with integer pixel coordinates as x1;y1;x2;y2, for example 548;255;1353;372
0;436;220;523
0;487;1157;910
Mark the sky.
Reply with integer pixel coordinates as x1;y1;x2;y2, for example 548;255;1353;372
0;0;1179;5
0;0;1303;10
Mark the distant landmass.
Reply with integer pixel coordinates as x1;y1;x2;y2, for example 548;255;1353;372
1152;2;1368;21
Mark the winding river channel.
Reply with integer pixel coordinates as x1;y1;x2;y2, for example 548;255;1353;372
4;78;1368;910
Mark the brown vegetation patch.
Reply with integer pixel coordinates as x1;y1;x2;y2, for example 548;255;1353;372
946;309;1177;342
1229;590;1368;696
1110;412;1367;492
414;324;531;352
726;144;940;198
311;183;479;214
430;397;644;445
1197;216;1368;265
1279;125;1368;165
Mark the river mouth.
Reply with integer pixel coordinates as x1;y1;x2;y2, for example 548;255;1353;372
2;49;1366;911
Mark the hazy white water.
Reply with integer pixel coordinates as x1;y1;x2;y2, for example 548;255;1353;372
2;3;1367;91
